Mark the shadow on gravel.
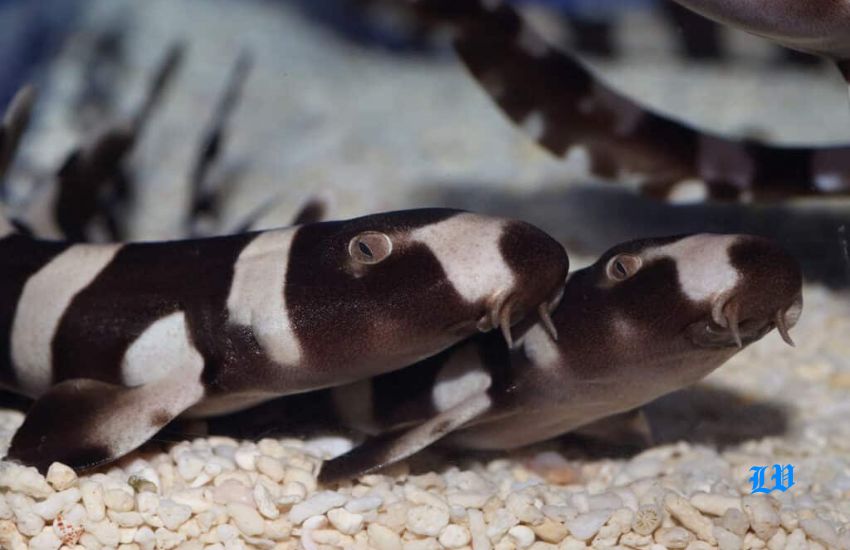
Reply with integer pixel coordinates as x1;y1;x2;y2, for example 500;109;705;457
414;182;850;289
195;382;788;475
644;384;789;448
433;384;790;470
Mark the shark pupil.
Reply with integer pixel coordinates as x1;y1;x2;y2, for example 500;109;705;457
616;260;627;277
358;241;373;258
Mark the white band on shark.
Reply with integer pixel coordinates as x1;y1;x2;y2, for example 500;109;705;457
122;311;202;387
649;234;740;302
226;229;302;366
411;214;515;304
11;244;122;394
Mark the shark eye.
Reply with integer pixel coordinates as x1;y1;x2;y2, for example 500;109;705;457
607;254;642;281
349;232;393;264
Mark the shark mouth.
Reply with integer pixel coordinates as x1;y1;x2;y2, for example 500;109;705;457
701;292;803;349
477;289;562;349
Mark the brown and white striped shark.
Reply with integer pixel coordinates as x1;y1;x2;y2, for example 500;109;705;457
405;0;850;201
214;232;803;483
0;207;568;472
669;0;850;90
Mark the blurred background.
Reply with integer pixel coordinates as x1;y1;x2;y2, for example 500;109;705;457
3;0;849;271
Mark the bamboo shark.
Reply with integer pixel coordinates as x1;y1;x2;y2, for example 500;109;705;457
0;206;568;472
405;0;850;201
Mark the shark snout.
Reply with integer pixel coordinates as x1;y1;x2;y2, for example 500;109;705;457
710;236;803;349
710;290;803;348
493;220;569;347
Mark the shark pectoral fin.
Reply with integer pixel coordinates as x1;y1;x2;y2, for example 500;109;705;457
6;374;205;473
318;393;492;485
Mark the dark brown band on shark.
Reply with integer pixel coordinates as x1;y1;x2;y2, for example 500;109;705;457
408;0;850;200
726;236;803;341
52;232;257;388
0;235;69;387
285;210;465;379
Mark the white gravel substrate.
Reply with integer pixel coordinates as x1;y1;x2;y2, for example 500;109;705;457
2;0;850;548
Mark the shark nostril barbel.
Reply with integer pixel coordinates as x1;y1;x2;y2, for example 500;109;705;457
775;309;796;347
538;302;558;341
498;298;515;349
723;300;743;349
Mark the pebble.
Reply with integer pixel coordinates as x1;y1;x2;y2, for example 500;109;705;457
719;508;750;536
689;492;741;516
467;508;490;550
406;505;449;536
233;447;259;471
800;517;840;548
346;495;383;514
212;479;253;506
31;488;81;521
0;496;10;521
227;502;264;536
439;523;471;548
104;489;135;512
621;532;653;547
783;528;807;550
506;493;543;524
713;525;743;550
15;509;44;536
0;464;53;499
531;517;568;543
157;499;192;531
742;496;780;541
508;524;536;548
564;510;611;541
88;519;120;546
252;483;279;519
176;454;205;481
486;508;518;539
256;455;285;482
654;526;694;548
367;523;402;550
109;510;144;528
664;493;715;544
45;463;77;491
327;507;363;534
289;491;347;524
28;528;61;550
